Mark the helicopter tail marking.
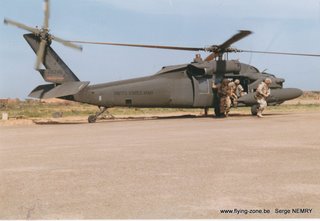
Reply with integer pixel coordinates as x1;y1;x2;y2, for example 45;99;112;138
28;81;89;99
23;33;80;83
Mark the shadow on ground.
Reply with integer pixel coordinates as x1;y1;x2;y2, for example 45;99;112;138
32;112;290;125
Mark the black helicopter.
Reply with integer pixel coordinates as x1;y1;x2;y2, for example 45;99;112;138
4;0;319;123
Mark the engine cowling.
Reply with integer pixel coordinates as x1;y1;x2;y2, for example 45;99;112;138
187;60;241;76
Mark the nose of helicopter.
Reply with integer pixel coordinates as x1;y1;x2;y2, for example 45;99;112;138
274;88;303;101
237;88;303;106
266;88;303;104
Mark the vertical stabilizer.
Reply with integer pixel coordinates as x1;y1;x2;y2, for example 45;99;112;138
24;33;80;83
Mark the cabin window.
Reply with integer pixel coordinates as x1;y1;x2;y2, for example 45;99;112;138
198;79;210;94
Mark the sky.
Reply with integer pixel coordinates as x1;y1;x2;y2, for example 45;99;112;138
1;0;320;99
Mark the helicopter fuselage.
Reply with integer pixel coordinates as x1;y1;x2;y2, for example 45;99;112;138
72;60;302;109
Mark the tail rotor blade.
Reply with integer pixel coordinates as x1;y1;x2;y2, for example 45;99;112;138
53;36;83;51
4;18;40;34
35;40;47;70
43;0;50;29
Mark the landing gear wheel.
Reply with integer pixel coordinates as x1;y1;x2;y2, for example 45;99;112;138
88;115;97;123
88;106;109;123
251;105;258;116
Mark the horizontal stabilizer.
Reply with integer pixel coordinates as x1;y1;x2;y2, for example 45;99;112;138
29;81;89;99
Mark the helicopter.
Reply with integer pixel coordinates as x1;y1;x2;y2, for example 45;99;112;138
4;0;320;123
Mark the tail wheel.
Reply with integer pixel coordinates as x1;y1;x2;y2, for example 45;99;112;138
88;115;97;123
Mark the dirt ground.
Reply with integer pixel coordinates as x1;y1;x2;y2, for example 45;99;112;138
0;111;320;219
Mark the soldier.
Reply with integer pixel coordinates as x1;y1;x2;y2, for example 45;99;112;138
255;78;272;118
218;79;232;117
228;81;238;108
193;54;203;63
235;79;245;98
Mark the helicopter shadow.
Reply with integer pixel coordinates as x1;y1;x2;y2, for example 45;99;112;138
32;112;292;125
33;119;86;125
33;114;210;125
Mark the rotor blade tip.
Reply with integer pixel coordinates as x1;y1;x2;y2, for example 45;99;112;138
239;30;252;34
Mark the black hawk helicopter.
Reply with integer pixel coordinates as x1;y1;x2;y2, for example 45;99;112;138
4;0;319;123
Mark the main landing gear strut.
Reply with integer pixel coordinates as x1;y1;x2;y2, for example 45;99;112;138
88;106;113;123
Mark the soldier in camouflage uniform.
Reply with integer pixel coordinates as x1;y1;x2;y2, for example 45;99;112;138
235;79;245;98
228;81;238;108
255;78;272;118
218;79;232;117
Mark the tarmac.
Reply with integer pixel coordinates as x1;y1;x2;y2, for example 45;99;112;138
0;112;320;219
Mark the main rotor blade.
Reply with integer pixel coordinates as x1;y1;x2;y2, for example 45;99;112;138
239;49;320;57
68;41;205;52
35;39;47;70
3;18;40;34
53;36;83;51
218;30;252;51
43;0;50;29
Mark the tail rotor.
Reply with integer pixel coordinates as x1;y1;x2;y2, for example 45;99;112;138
3;0;82;70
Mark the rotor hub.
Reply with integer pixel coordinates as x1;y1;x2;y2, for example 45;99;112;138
38;29;52;43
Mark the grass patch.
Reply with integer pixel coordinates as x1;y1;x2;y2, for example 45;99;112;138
1;98;319;120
